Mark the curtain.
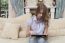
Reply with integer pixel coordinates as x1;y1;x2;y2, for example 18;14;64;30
10;0;24;17
55;0;65;18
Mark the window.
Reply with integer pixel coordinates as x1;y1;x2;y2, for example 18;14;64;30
0;0;8;18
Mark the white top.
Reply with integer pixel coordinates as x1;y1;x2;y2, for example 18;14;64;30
27;16;45;35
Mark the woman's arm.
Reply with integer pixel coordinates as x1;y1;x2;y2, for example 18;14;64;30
44;26;48;35
43;23;48;35
27;25;36;36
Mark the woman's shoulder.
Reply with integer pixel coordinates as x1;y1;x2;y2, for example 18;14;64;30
26;16;34;25
27;15;36;21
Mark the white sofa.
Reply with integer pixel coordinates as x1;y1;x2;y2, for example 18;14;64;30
0;14;65;43
0;14;31;43
48;18;65;43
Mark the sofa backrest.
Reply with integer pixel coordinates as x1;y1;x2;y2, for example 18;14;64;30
0;14;32;31
48;18;65;37
0;14;65;37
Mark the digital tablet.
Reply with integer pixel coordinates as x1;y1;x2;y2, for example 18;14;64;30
31;35;47;37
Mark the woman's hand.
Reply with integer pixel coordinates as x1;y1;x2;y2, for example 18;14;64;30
29;31;36;35
43;31;48;35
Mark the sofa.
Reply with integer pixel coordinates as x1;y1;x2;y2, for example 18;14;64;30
48;18;65;43
0;14;65;43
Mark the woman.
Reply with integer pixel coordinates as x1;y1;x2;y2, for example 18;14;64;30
27;3;49;43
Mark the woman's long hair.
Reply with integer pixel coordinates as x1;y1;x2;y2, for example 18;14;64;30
36;2;50;26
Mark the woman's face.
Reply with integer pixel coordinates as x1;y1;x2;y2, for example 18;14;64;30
36;13;42;20
36;10;43;20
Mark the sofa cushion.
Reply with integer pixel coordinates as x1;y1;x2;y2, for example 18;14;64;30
1;23;20;39
0;37;29;43
0;18;7;31
19;31;28;38
48;18;65;36
15;14;32;24
48;28;65;37
48;36;65;43
0;22;4;31
19;21;30;38
49;18;65;30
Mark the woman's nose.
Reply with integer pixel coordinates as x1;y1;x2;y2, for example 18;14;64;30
40;14;42;16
